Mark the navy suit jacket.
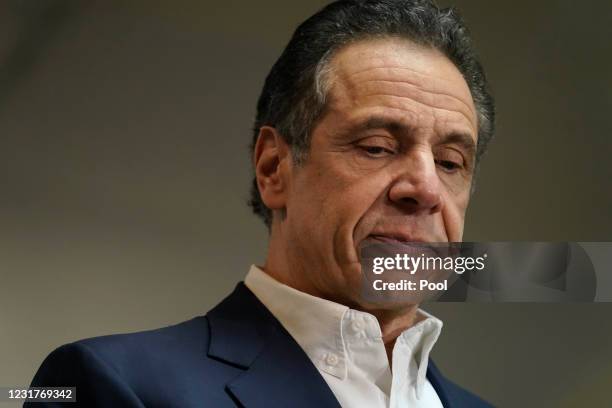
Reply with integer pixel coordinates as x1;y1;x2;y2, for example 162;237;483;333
27;283;493;407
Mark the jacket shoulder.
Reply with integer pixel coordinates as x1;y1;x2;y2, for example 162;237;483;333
28;316;240;407
76;316;210;370
441;377;494;407
428;360;495;407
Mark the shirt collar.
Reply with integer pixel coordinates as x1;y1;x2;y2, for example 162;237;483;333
394;308;443;398
244;264;443;395
245;265;349;378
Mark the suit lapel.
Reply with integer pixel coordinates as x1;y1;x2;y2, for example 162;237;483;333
427;359;457;408
226;322;342;408
207;283;341;408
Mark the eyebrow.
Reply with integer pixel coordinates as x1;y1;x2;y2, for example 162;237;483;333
439;132;477;156
360;116;406;134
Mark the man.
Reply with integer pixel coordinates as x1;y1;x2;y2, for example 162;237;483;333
27;0;495;406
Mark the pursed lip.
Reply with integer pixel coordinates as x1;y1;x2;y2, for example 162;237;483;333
362;232;452;258
365;230;449;251
360;232;448;257
367;232;431;244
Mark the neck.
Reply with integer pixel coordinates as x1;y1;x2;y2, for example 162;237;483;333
264;229;422;364
372;305;420;337
364;304;422;364
263;263;421;365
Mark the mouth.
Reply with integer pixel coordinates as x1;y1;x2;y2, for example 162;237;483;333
361;234;450;258
368;234;426;245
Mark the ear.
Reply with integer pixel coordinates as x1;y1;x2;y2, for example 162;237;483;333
253;126;292;212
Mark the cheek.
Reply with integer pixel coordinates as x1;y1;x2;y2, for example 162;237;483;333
324;175;391;269
298;156;390;217
327;171;391;220
442;191;470;241
290;165;390;257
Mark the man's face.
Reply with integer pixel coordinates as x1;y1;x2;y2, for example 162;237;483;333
281;37;478;307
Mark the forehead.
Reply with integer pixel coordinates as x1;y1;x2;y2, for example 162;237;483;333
325;37;478;136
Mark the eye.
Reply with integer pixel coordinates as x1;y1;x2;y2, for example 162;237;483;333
359;145;395;157
435;148;466;173
436;159;462;172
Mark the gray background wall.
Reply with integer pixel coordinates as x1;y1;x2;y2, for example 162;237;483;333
1;0;611;407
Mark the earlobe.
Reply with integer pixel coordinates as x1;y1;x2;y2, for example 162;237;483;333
253;126;291;211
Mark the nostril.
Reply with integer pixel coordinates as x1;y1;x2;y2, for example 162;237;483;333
400;197;419;206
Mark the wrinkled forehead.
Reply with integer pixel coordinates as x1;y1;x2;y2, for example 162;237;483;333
325;37;478;132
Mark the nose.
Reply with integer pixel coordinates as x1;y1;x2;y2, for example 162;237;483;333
388;151;443;214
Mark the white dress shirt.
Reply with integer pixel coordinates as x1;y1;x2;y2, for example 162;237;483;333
244;265;444;408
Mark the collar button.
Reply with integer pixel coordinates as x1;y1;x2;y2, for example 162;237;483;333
325;353;339;366
351;321;363;333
